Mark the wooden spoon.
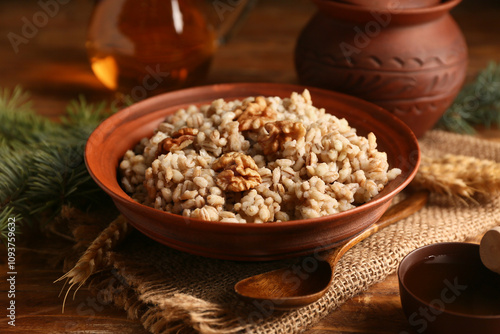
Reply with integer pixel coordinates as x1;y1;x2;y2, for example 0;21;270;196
480;226;500;275
234;190;429;310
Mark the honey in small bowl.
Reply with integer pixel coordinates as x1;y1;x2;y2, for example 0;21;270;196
398;242;500;334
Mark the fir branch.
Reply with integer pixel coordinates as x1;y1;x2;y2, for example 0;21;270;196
0;86;32;114
62;95;110;127
0;141;31;206
438;62;500;134
25;143;103;217
0;86;64;145
60;95;114;144
0;89;115;245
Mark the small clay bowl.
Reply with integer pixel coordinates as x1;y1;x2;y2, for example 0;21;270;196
398;242;500;334
85;83;420;261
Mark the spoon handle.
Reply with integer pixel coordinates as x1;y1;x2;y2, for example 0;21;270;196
328;190;429;268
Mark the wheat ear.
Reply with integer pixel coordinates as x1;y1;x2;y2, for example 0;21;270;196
54;214;130;312
412;154;500;199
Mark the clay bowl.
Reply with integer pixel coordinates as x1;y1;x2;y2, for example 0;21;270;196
398;242;500;334
85;83;420;261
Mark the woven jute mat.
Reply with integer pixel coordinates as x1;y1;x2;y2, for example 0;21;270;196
73;130;500;334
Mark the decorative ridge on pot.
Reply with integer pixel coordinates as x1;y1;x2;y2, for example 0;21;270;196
296;0;468;137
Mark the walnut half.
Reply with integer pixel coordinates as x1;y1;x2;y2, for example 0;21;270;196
235;96;277;131
156;127;199;156
212;152;262;192
258;121;306;155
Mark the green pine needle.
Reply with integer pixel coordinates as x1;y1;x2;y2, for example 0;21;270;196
0;142;30;205
438;62;500;134
0;86;63;144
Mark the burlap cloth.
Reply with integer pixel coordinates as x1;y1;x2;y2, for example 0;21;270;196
83;130;500;334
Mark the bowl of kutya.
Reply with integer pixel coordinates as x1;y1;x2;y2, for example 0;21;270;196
85;83;420;261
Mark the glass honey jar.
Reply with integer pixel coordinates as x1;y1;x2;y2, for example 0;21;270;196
86;0;254;100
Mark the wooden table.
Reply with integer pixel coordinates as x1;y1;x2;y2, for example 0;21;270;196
1;0;499;333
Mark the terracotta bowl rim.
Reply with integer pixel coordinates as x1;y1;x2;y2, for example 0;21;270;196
85;82;420;231
398;241;500;319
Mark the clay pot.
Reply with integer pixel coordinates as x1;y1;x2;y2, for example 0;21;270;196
295;0;468;137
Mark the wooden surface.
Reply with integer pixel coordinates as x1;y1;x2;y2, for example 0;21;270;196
1;0;499;333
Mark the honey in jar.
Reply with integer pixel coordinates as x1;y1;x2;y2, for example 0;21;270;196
86;0;218;100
